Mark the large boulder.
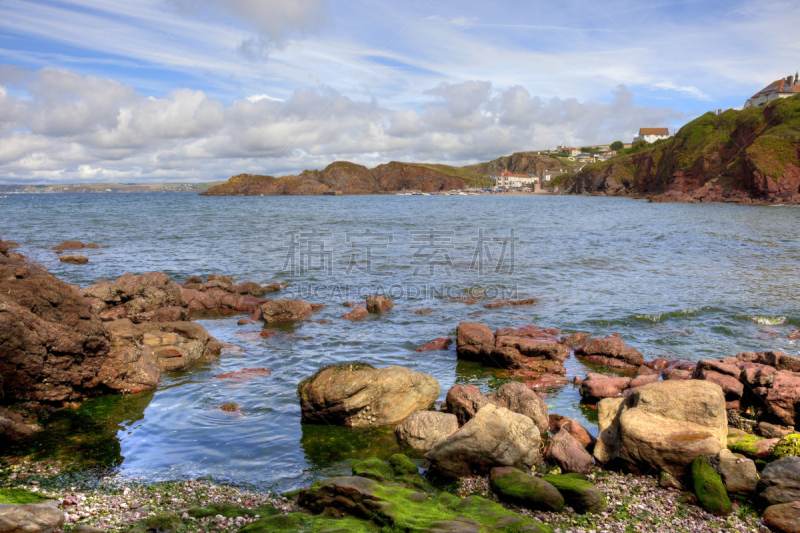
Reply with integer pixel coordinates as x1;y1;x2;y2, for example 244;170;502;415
543;428;594;474
138;321;222;371
593;380;727;479
425;404;541;477
394;411;458;452
0;263;111;401
98;319;161;393
0;502;64;533
757;457;800;508
488;381;549;436
445;384;489;426
81;272;183;322
490;467;565;512
298;364;439;427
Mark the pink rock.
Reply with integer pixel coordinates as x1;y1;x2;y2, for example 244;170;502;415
445;384;489;426
543;428;594;474
365;295;394;313
342;306;369;320
579;373;631;401
766;371;800;426
629;373;660;388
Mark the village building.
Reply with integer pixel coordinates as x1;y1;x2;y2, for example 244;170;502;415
633;128;670;144
744;73;800;109
495;170;538;189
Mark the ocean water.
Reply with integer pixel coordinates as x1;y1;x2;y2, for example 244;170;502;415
2;193;799;490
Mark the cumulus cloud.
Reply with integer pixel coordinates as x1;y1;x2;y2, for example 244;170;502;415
0;67;685;184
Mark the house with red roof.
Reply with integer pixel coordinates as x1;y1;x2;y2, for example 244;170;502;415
744;73;799;109
633;127;670;144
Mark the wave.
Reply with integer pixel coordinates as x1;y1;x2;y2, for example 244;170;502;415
747;315;787;325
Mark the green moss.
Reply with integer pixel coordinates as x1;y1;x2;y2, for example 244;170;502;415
129;513;183;533
747;136;800;181
0;488;49;505
388;454;418;476
541;474;607;514
727;434;765;458
691;455;732;516
239;513;380;533
490;468;564;512
352;456;395;481
771;433;800;460
186;503;278;519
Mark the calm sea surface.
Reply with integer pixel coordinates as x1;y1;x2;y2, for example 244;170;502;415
2;193;799;490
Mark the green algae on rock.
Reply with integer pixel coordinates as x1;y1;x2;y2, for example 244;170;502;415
351;454;426;491
185;503;279;519
0;488;50;505
691;455;732;516
239;512;381;533
771;433;800;460
540;474;607;515
489;467;564;512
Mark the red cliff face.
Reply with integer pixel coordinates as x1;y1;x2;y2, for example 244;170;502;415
566;95;800;204
201;161;472;196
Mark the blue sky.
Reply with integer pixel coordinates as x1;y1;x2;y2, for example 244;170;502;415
0;0;797;183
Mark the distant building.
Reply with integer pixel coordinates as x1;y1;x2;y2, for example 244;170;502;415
633;128;670;144
575;153;595;163
495;170;537;189
541;169;563;183
744;73;800;109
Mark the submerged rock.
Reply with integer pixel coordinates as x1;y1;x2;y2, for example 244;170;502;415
59;254;88;265
298;364;439;427
255;299;314;323
365;295;394;314
342;306;369;320
416;337;453;352
425;404;542;478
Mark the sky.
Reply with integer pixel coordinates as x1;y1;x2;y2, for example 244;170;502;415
0;0;798;184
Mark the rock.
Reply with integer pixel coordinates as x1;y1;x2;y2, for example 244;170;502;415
715;450;758;495
416;337;453;352
772;433;800;460
214;368;271;381
659;471;683;490
646;358;671;371
0;263;113;401
425;404;542;478
541;474;607;514
628;373;660;389
594;380;728;479
549;415;596;448
790;331;800;340
483;297;537;309
51;240;88;250
138;321;223;371
575;334;644;370
579;374;631;401
342;306;369;320
394;411;458;452
763;502;800;533
98;319;161;393
0;503;64;533
456;322;495;358
413;308;431;315
756;457;800;507
692;362;744;400
691;455;732;516
237;318;254;325
81;272;183;322
525;373;570;389
495;336;569;363
488;381;549;436
766;371;800;427
185;275;203;284
543;428;594;474
759;421;794;439
257;299;314;323
445;385;489;426
489;467;565;512
0;408;40;443
298;364;439;427
560;332;590;347
58;255;88;265
727;434;779;459
73;524;104;533
365;295;394;314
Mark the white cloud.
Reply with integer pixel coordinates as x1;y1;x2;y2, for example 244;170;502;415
0;67;685;184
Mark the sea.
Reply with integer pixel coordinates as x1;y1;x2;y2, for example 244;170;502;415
1;192;799;491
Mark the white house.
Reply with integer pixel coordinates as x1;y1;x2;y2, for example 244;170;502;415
744;73;799;109
495;170;538;189
541;169;563;183
633;128;670;144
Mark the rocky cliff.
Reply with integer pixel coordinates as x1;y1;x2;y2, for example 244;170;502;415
564;94;800;204
201;161;489;196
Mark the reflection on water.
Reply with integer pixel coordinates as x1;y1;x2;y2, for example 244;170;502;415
1;193;799;491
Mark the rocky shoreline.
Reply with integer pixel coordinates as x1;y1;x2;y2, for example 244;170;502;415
1;235;799;533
